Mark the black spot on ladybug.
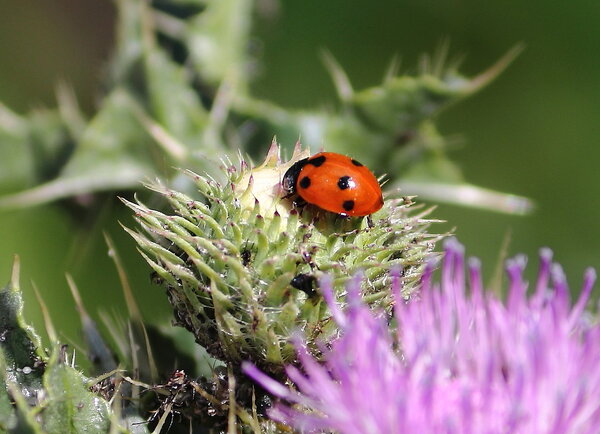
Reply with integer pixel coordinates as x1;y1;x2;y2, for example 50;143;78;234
337;176;352;190
308;155;326;167
290;273;317;297
342;200;355;211
299;176;311;189
351;159;363;167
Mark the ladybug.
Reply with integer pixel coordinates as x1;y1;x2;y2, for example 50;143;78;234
282;152;384;217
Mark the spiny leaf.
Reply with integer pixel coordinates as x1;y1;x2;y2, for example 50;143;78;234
41;346;111;434
0;258;116;433
0;104;71;195
186;0;253;92
0;256;46;407
143;46;209;149
1;370;42;433
108;0;145;87
0;89;155;209
0;365;17;431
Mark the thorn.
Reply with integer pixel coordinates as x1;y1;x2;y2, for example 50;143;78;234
263;137;280;165
383;54;402;83
293;138;302;155
32;282;57;343
320;50;354;102
465;43;525;94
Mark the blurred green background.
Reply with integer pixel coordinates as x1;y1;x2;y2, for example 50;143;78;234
1;0;599;348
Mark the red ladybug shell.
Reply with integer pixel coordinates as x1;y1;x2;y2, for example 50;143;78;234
282;152;384;217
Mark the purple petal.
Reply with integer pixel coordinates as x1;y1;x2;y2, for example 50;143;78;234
242;362;295;400
534;247;553;301
568;267;596;327
319;274;347;328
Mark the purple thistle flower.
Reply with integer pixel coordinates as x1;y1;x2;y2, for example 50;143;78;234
243;239;600;433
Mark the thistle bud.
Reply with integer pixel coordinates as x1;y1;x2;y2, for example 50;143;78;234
124;142;442;374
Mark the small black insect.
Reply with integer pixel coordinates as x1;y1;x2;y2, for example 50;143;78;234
241;250;251;266
290;273;317;297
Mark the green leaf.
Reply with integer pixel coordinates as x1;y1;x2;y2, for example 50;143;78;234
186;0;253;90
26;109;74;184
40;347;111;434
0;372;16;431
0;104;74;197
143;46;209;147
1;370;43;433
60;88;155;181
0;104;35;195
0;258;113;433
330;46;523;167
108;0;145;87
0;89;155;209
0;257;46;408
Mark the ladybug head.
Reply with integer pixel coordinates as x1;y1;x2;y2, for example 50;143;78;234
282;157;309;196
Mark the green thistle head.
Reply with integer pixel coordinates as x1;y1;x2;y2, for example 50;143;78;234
124;142;442;375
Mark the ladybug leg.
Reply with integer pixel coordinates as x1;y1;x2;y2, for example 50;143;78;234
302;247;320;271
282;190;306;208
288;196;307;214
294;196;307;207
367;215;374;228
